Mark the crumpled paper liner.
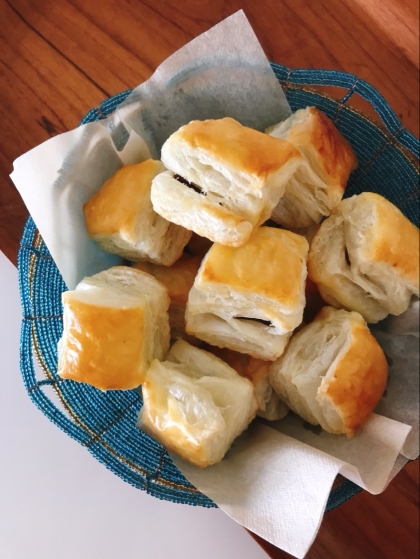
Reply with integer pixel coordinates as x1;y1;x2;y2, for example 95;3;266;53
171;414;411;558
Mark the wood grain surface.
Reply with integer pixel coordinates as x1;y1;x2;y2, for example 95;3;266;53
0;1;418;558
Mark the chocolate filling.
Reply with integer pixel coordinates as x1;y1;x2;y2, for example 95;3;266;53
235;317;273;327
344;247;351;266
174;174;205;196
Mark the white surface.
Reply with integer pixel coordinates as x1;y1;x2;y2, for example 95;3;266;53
0;251;268;559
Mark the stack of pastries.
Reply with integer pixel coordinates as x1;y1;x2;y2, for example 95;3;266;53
57;108;419;467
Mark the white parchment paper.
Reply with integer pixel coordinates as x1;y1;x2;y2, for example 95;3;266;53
9;11;418;559
171;414;411;558
10;120;150;290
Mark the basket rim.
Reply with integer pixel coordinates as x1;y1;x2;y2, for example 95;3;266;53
269;63;419;159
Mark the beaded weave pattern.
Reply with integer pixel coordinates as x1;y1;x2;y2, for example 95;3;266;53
18;63;419;510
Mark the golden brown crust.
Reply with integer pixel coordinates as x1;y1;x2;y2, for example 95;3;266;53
134;254;202;304
201;227;308;305
286;108;358;194
83;160;162;240
58;294;145;390
361;192;419;286
176;118;301;184
320;313;388;436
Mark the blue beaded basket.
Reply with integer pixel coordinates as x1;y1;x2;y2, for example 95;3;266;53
18;63;419;511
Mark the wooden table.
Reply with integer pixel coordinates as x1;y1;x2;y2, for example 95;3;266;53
0;1;418;557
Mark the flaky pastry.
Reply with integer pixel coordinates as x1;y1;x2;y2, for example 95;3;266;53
269;307;388;436
267;107;357;228
308;192;419;322
57;266;170;390
84;159;191;265
138;340;258;467
186;227;309;360
151;118;302;246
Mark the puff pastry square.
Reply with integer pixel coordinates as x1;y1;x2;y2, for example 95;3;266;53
308;192;419;322
151;118;302;246
267;107;358;228
269;307;388;436
57;266;170;390
186;226;309;360
138;340;258;467
84;159;191;265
